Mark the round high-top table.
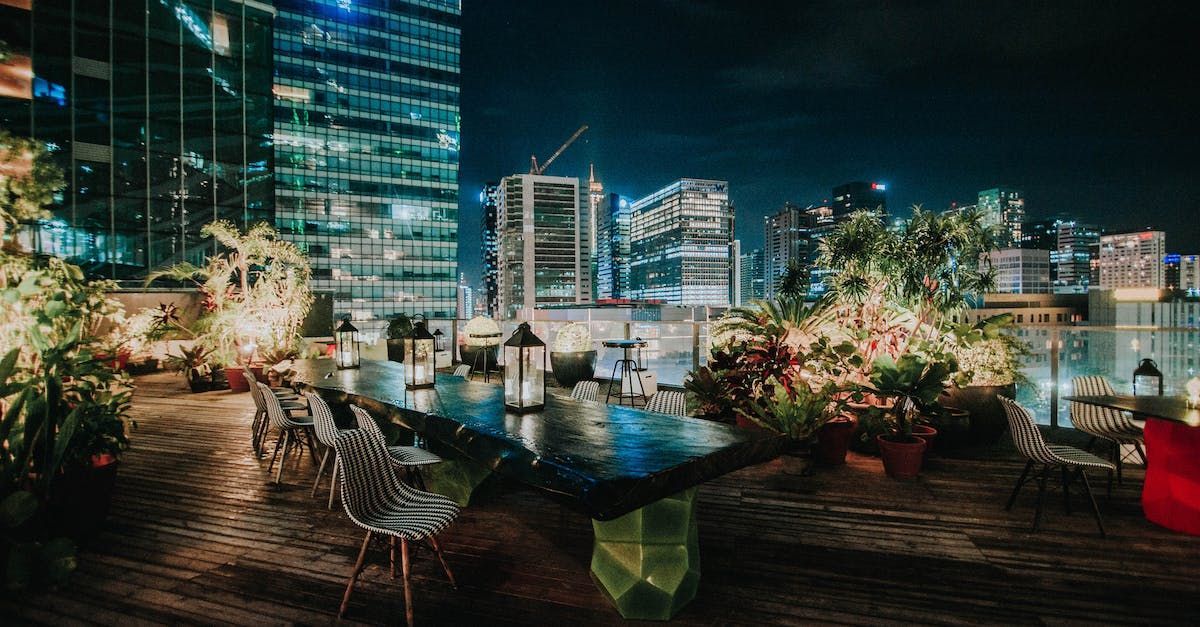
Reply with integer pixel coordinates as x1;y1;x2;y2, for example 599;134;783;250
1065;394;1200;535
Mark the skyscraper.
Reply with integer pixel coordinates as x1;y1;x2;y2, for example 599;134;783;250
496;173;591;319
1098;230;1166;289
272;0;461;322
1020;219;1059;252
480;182;499;317
984;248;1051;294
978;187;1025;247
0;0;276;278
594;191;631;301
739;247;766;305
763;202;809;299
832;181;887;217
629;178;734;306
587;163;603;295
456;272;474;319
1054;220;1100;293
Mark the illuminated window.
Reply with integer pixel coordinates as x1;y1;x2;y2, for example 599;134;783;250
212;13;230;55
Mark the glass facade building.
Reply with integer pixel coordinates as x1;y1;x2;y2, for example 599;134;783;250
0;0;276;278
763;201;809;299
271;0;460;322
629;178;734;306
739;247;765;305
594;191;630;301
978;187;1025;248
496;173;591;319
480;181;498;317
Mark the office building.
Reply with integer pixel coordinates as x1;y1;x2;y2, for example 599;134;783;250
456;272;474;319
978;187;1025;247
1054;221;1101;293
763;202;810;299
272;0;461;321
1180;254;1200;296
0;0;275;278
739;247;766;305
805;204;841;296
594;191;632;301
629;178;734;306
496;173;591;319
832;181;887;217
587;164;603;288
1098;230;1166;289
984;248;1052;294
480;182;499;316
1020;219;1059;252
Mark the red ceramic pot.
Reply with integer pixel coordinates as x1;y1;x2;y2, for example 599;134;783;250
816;417;857;465
876;435;926;480
225;367;250;392
910;424;938;457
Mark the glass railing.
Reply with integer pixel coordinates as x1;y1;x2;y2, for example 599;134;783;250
352;319;1200;427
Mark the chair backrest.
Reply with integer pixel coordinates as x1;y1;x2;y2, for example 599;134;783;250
1069;375;1135;435
333;428;425;522
246;372;266;411
305;392;340;447
644;390;688;417
998;395;1054;463
571;380;599;402
349;404;388;445
258;382;303;430
452;364;471;378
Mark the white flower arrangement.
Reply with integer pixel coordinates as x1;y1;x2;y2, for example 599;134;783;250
956;338;1017;386
552;322;593;353
464;316;502;347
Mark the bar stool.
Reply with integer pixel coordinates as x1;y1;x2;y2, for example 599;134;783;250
603;339;647;406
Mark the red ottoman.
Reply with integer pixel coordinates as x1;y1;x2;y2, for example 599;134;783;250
1142;418;1200;535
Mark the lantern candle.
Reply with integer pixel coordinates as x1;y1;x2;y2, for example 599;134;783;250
1187;376;1200;408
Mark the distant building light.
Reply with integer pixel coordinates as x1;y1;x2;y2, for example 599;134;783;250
871;182;886;191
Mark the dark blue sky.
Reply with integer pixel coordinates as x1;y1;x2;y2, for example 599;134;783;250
455;1;1200;287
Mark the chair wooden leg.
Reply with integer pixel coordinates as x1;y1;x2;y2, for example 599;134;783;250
339;531;373;619
267;431;285;474
428;534;457;588
1061;466;1072;515
401;538;414;627
1078;468;1106;538
390;536;398;580
1032;465;1049;532
1006;460;1034;511
275;430;292;484
328;456;340;510
312;448;330;497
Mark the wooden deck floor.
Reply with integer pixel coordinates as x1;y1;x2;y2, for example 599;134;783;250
5;372;1199;625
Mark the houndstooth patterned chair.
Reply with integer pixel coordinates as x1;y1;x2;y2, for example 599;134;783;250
571;380;599;402
1070;375;1146;486
333;428;459;624
999;395;1114;536
644;390;688;416
305;392;343;506
248;372;305;457
260;383;316;484
452;364;471;378
349;405;442;495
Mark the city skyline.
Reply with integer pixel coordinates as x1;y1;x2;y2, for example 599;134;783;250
456;1;1200;288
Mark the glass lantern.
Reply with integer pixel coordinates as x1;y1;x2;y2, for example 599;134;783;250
433;328;446;367
503;322;545;413
407;320;436;389
1133;358;1163;396
334;319;360;369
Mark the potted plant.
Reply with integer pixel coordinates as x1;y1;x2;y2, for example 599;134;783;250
460;316;502;373
386;314;413;363
863;352;956;479
942;314;1029;447
166;344;215;392
736;375;835;470
549;322;597;387
149;221;313;393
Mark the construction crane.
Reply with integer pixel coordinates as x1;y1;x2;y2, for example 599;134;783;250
529;125;588;175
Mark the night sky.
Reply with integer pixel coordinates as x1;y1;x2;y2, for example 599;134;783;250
456;1;1200;287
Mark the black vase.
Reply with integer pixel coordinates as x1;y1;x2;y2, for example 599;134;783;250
386;338;406;363
940;384;1017;447
550;350;597;387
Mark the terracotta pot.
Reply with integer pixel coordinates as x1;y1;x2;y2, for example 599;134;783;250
910;424;938;457
816;417;857;465
225;367;250;392
876;435;926;480
735;414;770;433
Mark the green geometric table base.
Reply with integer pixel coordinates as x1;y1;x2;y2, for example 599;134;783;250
420;459;492;507
590;487;700;620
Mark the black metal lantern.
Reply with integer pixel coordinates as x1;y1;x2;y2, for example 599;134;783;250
406;319;436;389
433;328;446;352
334;319;360;369
1133;358;1163;396
503;322;546;413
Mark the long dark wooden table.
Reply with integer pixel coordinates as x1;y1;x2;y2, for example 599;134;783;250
289;358;785;619
1065;394;1200;535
